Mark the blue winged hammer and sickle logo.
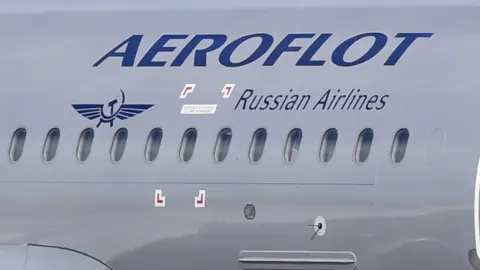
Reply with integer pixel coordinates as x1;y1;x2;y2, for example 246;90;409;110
71;89;154;127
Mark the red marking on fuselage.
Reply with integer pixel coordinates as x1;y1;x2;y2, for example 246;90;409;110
183;86;192;96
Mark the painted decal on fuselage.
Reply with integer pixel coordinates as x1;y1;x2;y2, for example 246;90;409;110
234;88;389;111
72;89;154;127
93;32;433;68
176;84;390;113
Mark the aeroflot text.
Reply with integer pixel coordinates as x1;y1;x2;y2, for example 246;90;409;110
93;32;433;67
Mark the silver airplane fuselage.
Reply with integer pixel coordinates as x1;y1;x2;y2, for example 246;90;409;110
0;1;479;270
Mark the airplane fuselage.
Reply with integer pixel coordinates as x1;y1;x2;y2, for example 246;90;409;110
0;2;479;270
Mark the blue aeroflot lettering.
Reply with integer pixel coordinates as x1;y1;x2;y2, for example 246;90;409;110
93;32;433;67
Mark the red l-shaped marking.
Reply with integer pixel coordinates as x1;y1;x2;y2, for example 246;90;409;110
182;86;192;96
157;193;164;204
196;193;204;204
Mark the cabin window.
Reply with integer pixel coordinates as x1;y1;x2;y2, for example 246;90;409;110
319;128;338;163
145;128;163;162
43;128;60;162
9;128;27;162
76;128;94;162
355;128;374;163
249;128;267;162
214;128;232;162
284;128;302;163
111;128;128;162
179;128;197;163
391;128;409;163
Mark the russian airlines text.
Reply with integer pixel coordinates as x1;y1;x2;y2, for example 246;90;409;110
235;88;389;111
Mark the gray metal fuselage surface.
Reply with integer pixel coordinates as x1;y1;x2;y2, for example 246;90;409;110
0;1;479;269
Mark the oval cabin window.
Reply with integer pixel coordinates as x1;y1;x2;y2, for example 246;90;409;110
145;128;163;162
76;128;94;162
214;128;232;162
249;128;267;162
355;128;374;163
43;128;60;162
179;128;197;163
111;128;128;162
319;128;338;163
9;128;27;162
391;128;410;163
284;128;302;164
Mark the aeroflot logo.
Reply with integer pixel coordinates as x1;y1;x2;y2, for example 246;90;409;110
72;89;154;127
93;32;433;68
